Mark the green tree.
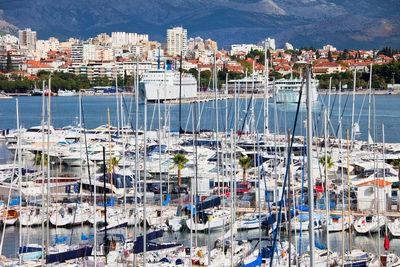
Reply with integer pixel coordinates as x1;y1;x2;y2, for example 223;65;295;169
6;52;13;72
238;156;252;184
269;71;283;80
34;153;48;166
319;155;334;170
328;51;333;62
171;154;188;186
188;68;198;80
200;70;212;89
106;157;121;174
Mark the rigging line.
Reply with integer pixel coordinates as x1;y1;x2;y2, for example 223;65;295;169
318;92;339;142
269;75;304;267
184;104;193;133
329;91;337;120
356;93;368;125
335;93;351;137
149;103;156;131
255;99;264;133
228;83;243;131
80;96;93;200
238;91;254;139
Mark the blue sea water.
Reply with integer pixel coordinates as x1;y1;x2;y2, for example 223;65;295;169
0;94;399;143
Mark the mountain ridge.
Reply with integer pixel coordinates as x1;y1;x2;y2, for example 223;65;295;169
0;0;399;49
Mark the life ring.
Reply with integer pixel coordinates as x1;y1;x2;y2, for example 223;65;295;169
139;164;144;170
328;184;333;190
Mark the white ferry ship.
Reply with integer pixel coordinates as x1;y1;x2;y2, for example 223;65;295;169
139;69;197;101
275;78;319;103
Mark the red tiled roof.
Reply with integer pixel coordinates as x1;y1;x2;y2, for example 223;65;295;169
275;65;290;71
313;67;328;73
28;63;54;68
315;62;340;67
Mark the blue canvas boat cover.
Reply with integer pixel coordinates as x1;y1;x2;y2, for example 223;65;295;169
134;242;181;254
46;246;93;264
55;234;67;244
315;240;327;250
81;233;94;240
19;246;42;254
239;253;262;267
162;194;170;206
195;197;220;211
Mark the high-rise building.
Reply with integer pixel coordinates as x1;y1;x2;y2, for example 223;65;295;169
71;43;84;61
205;39;217;51
111;32;149;46
83;44;98;61
166;27;187;57
18;28;37;50
263;37;276;50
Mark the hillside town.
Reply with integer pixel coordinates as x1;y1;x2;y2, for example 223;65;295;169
0;27;399;92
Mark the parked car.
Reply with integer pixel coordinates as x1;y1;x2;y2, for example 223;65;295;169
213;187;230;198
236;182;252;194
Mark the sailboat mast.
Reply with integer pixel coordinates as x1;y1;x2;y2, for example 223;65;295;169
346;130;352;251
46;76;51;256
287;129;291;267
368;63;372;146
214;52;220;196
102;146;108;264
383;124;387;238
351;70;356;146
143;98;148;266
324;109;330;259
179;53;182;135
121;93;127;240
16;99;22;265
306;66;315;267
264;46;269;135
133;57;139;267
41;80;45;267
157;89;163;231
116;72;120;136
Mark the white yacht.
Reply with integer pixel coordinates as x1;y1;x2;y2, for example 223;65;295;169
275;77;319;103
139;69;197;101
57;90;76;96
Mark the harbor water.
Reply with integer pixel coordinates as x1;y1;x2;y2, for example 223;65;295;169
0;94;400;143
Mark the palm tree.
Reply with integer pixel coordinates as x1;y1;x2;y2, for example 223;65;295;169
319;155;334;170
106;157;121;174
171;154;188;186
390;158;400;209
34;153;48;166
238;156;252;184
